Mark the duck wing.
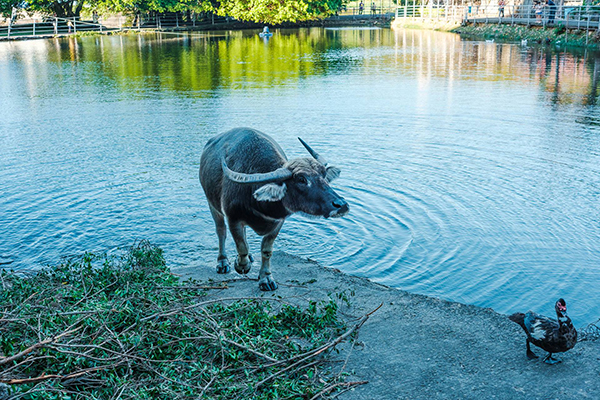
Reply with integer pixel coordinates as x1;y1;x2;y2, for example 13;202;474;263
523;311;559;342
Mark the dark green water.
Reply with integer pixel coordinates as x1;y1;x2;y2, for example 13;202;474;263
1;28;599;323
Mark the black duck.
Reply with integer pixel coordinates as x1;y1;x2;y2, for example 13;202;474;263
509;298;577;364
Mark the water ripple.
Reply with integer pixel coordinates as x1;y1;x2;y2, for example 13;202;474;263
1;28;600;324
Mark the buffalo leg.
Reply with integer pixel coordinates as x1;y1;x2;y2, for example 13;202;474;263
228;221;253;274
209;206;230;274
258;221;283;291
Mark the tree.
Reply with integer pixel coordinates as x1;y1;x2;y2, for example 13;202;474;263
216;0;344;24
26;0;85;17
8;0;345;21
93;0;214;15
0;0;21;19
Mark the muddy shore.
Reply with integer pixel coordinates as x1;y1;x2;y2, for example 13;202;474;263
178;252;600;400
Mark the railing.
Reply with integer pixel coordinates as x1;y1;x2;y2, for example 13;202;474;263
0;13;228;39
334;6;397;17
395;4;600;30
0;16;110;38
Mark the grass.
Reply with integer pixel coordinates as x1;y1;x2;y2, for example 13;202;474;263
452;23;600;48
0;241;365;399
580;319;600;341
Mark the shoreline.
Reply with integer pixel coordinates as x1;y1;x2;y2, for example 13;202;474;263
452;23;600;49
0;17;391;42
392;18;600;49
178;251;600;399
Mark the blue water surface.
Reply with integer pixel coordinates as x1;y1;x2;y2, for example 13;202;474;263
1;28;599;324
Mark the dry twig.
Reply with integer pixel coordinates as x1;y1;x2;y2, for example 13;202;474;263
309;380;369;400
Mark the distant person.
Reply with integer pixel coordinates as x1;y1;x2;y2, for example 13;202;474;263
498;0;506;18
535;1;544;21
547;0;556;23
52;14;58;35
133;11;141;28
359;1;364;15
371;2;377;15
92;10;99;24
67;19;73;33
263;26;270;34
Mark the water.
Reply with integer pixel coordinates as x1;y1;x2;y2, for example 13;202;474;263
1;28;599;324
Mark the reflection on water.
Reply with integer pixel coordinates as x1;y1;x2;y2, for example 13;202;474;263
1;28;599;324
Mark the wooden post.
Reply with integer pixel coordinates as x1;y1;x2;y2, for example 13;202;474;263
586;16;590;45
565;13;569;43
73;17;77;33
543;8;546;27
587;14;590;32
7;7;14;38
511;4;514;26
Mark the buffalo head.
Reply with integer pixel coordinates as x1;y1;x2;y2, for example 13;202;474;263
221;138;349;219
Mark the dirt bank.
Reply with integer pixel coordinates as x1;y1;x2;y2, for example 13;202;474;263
178;252;600;400
452;23;600;48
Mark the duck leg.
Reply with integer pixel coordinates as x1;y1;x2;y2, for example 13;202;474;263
526;339;538;359
543;353;561;365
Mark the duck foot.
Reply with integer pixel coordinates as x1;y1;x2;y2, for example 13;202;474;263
543;354;561;365
526;340;538;359
527;350;539;360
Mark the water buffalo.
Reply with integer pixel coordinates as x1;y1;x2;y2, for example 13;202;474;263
199;127;349;291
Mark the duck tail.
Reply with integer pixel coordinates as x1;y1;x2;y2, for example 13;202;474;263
508;312;527;331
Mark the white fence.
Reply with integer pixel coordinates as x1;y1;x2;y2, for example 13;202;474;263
0;13;227;39
395;4;600;30
0;16;115;39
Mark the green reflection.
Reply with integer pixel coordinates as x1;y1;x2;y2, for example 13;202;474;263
4;27;600;105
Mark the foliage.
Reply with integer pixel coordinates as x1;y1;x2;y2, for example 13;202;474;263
0;241;356;399
26;0;85;17
0;0;20;19
580;318;600;341
216;0;343;24
452;23;600;48
7;0;344;21
93;0;214;15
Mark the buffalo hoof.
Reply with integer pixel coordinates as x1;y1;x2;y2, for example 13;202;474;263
216;259;231;274
234;254;253;275
258;275;278;291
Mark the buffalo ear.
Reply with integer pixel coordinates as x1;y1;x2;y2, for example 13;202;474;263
325;166;341;182
253;183;287;202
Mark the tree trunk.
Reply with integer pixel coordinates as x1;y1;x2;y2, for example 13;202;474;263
52;1;79;18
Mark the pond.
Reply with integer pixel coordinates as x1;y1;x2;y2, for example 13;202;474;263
1;28;599;324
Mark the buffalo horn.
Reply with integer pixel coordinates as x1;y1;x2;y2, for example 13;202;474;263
222;159;292;184
298;137;328;166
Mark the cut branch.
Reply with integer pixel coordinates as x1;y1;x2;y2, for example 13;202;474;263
0;326;82;366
